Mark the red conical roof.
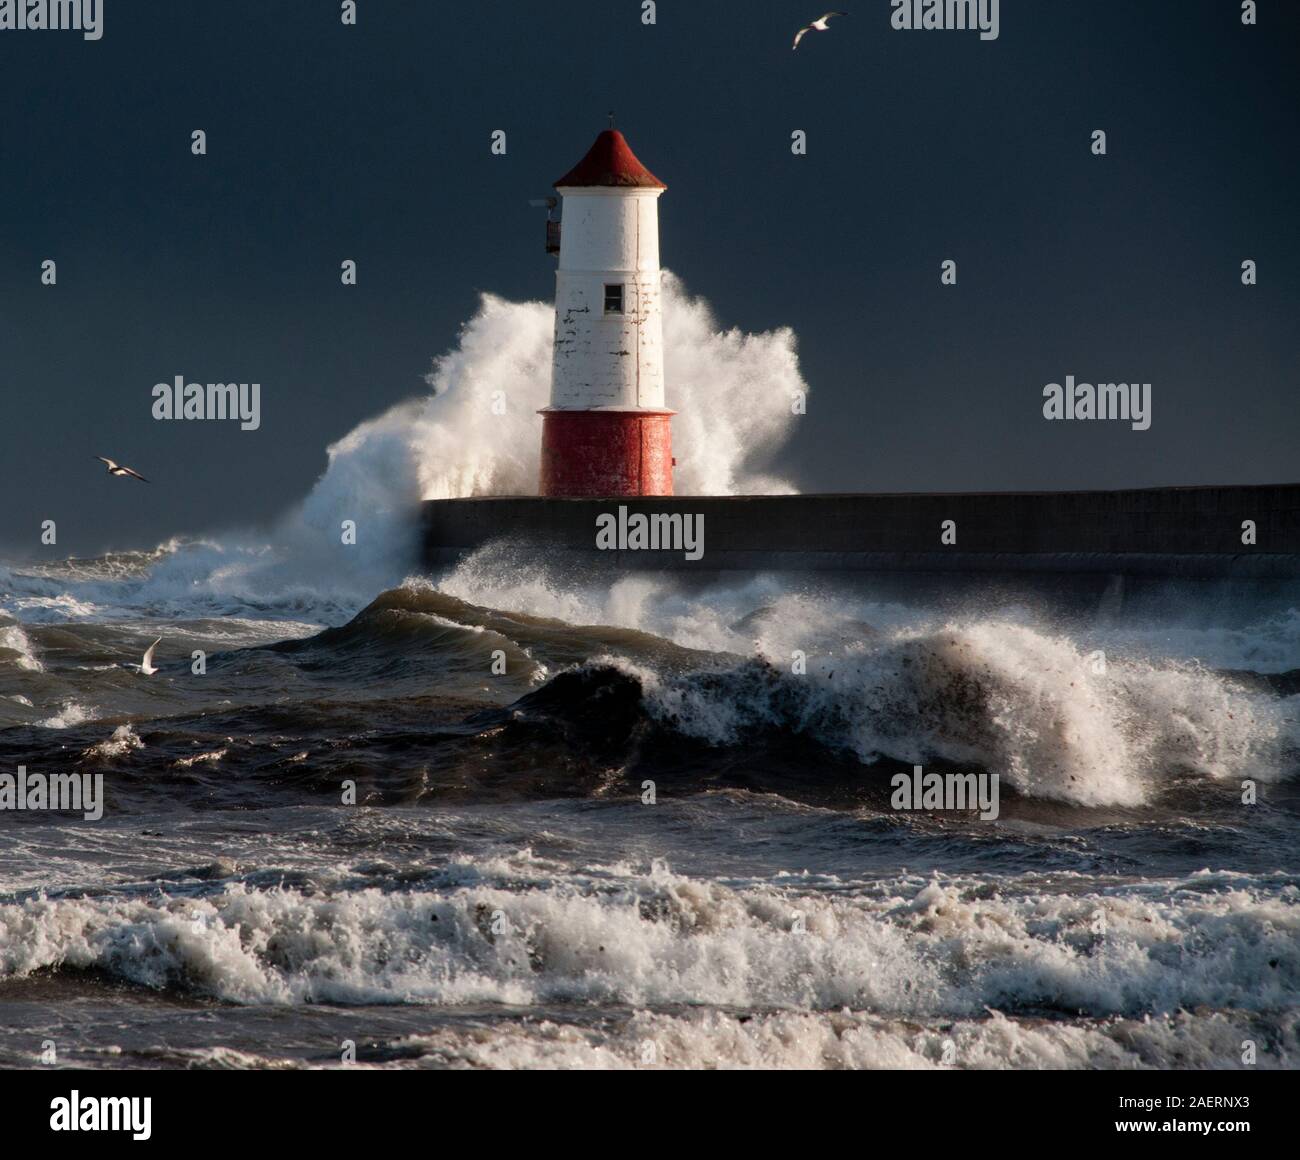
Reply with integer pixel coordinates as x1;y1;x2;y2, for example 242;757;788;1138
554;130;666;190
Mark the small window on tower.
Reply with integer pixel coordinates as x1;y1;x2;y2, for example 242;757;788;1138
603;284;624;314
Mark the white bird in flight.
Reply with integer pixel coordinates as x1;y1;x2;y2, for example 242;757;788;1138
96;456;149;482
793;10;848;49
138;637;161;676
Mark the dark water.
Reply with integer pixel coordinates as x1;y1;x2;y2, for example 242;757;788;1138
1;543;1298;1069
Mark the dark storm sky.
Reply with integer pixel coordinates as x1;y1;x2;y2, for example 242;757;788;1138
1;0;1296;556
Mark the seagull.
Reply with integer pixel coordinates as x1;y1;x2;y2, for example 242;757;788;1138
139;638;161;676
793;10;847;49
96;456;149;482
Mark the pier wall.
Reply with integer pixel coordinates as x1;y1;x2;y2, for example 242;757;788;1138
421;485;1300;578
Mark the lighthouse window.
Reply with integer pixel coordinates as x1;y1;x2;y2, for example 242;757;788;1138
603;284;624;314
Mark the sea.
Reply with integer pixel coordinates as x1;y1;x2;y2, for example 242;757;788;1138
1;280;1297;1069
0;540;1297;1070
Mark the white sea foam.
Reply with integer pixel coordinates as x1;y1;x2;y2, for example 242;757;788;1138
384;1005;1286;1071
84;724;144;759
30;1007;1284;1071
34;701;96;730
173;748;229;768
0;621;43;671
0;860;1294;1040
433;556;1299;806
61;1008;1286;1071
609;620;1297;806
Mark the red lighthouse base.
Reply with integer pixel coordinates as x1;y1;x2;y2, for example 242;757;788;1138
539;408;674;497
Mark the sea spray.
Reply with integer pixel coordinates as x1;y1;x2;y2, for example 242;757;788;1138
0;275;807;624
430;556;1299;806
600;619;1296;807
411;271;803;498
280;271;802;601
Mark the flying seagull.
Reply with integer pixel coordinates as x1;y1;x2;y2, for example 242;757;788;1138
96;456;149;482
793;10;848;49
139;637;161;676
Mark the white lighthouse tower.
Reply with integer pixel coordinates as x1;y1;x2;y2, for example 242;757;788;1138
538;128;673;496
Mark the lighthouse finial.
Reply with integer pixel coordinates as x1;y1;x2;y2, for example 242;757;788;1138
608;110;616;129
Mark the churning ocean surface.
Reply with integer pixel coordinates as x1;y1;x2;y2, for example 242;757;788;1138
0;538;1298;1071
1;279;1297;1069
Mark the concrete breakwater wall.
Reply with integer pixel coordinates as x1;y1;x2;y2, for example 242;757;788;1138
421;485;1300;579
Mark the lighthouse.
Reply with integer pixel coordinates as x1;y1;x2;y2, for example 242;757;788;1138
538;128;673;497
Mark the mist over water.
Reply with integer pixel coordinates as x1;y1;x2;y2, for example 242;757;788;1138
1;280;1298;1070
